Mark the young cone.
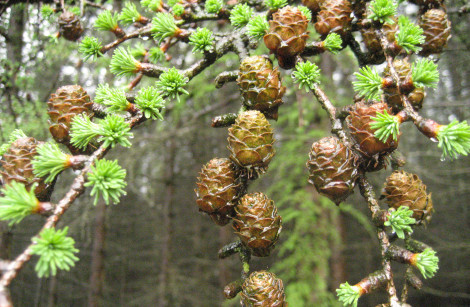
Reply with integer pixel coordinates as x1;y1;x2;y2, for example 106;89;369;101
58;11;84;42
360;17;400;62
306;136;359;205
383;59;425;112
419;9;451;56
233;192;282;257
347;102;400;158
195;158;242;226
237;56;286;120
227;111;275;175
382;170;433;224
241;271;287;306
48;85;94;154
263;6;309;69
315;0;352;38
0;138;52;201
302;0;321;14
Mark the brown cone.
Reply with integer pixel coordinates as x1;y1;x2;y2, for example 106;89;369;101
315;0;352;37
0;137;52;201
306;136;359;205
383;59;425;112
195;158;242;226
347;102;400;158
58;11;84;42
382;170;433;223
241;271;287;306
360;17;400;62
419;9;451;56
264;6;309;69
233;192;282;257
48;85;94;154
237;56;286;120
227;111;275;175
302;0;321;14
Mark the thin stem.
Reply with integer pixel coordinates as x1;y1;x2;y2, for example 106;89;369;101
0;114;146;288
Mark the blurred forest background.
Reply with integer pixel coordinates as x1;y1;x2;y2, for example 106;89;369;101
0;0;469;306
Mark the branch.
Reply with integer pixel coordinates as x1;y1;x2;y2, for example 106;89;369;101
0;113;146;287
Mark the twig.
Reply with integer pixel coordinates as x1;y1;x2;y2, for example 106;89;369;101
0;113;146;288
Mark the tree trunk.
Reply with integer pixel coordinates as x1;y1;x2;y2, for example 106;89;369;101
330;212;346;289
87;202;107;307
47;277;57;307
157;139;176;307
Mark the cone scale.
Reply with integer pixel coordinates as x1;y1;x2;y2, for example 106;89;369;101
195;158;242;226
264;6;309;69
232;192;282;257
306;136;359;205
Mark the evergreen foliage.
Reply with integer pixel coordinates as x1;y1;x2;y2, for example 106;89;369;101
353;66;382;100
229;4;253;29
32;143;70;183
110;47;141;78
437;120;470;160
368;0;397;24
205;0;223;14
85;159;127;205
0;182;38;225
135;86;165;120
0;129;27;155
151;13;179;43
292;61;321;91
395;16;425;53
336;282;360;307
370;110;400;142
119;2;141;26
323;33;343;54
246;15;269;40
78;36;103;61
156;67;189;102
189;28;215;53
94;10;119;31
264;0;287;10
414;248;439;279
412;59;439;88
384;206;415;239
31;227;79;278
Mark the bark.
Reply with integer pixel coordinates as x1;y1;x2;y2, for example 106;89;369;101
157;139;176;307
87;202;107;307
